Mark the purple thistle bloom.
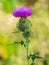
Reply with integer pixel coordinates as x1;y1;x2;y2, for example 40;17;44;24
13;8;33;18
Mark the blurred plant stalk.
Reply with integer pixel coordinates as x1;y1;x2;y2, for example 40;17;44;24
25;0;37;7
47;0;49;11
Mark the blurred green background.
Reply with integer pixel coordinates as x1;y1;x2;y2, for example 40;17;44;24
0;0;49;65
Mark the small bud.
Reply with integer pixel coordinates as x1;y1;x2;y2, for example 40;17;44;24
23;30;32;38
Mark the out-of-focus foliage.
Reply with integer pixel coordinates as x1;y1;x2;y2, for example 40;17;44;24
0;0;26;13
0;0;39;13
17;0;25;3
0;34;10;45
0;0;17;13
0;46;8;60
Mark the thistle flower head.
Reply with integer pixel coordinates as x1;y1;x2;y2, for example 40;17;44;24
13;7;33;18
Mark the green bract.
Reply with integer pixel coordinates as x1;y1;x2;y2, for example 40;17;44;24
17;18;32;31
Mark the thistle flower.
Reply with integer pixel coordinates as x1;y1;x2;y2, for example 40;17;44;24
13;7;33;18
13;8;33;32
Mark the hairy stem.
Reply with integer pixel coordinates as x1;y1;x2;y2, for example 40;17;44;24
26;39;30;65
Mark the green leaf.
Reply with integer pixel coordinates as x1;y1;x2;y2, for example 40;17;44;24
3;0;16;13
30;53;42;61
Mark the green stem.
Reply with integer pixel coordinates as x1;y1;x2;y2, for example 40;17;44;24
26;39;30;65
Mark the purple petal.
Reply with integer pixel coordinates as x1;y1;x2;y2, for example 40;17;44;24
13;8;33;17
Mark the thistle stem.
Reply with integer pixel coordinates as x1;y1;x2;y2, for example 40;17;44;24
26;39;30;65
